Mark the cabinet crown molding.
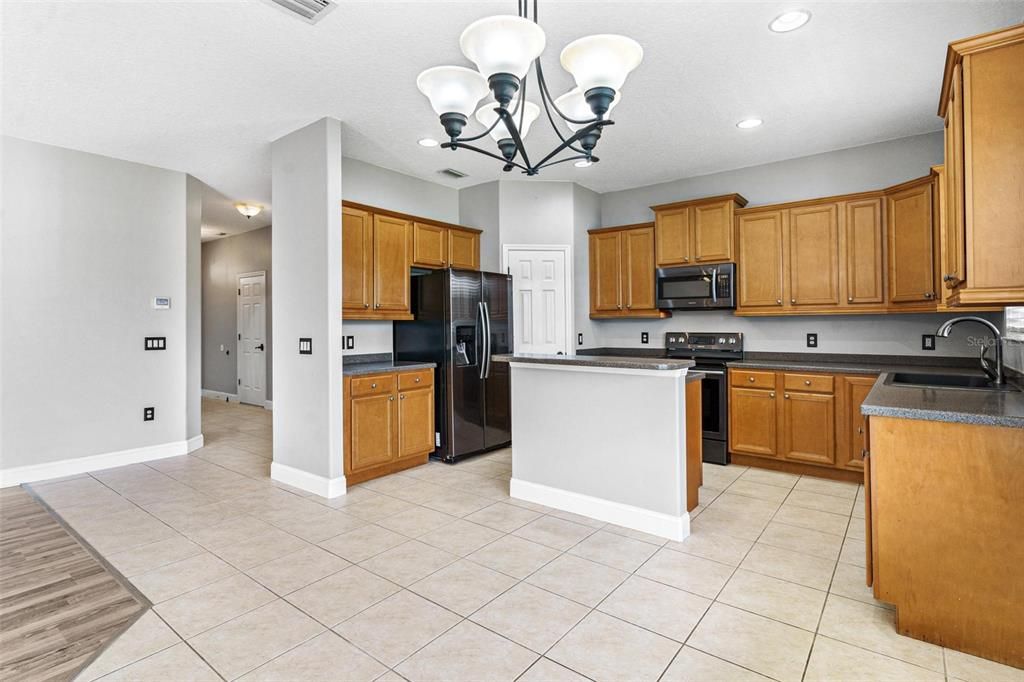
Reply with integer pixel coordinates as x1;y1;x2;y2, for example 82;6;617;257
650;193;748;212
341;200;482;234
588;221;654;235
938;23;1024;117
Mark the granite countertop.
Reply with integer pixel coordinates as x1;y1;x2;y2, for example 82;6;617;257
493;353;696;372
343;360;436;376
861;373;1024;429
727;352;979;376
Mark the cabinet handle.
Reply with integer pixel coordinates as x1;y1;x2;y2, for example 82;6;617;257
364;303;369;308
804;380;811;386
848;297;853;303
943;274;957;283
415;377;421;383
617;304;622;310
923;292;933;299
442;259;446;265
791;298;796;304
626;304;632;309
784;393;790;399
857;427;864;434
769;392;775;398
748;376;755;382
389;396;395;401
375;303;381;309
371;383;377;388
400;395;405;400
776;299;782;305
682;257;689;263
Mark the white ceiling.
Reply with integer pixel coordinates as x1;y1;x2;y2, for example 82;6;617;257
4;0;1023;217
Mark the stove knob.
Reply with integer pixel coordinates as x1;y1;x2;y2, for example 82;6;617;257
728;338;736;344
718;337;725;344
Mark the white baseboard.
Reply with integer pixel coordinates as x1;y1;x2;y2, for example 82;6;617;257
271;461;346;499
202;389;238;402
264;401;273;411
510;477;690;542
1;438;197;488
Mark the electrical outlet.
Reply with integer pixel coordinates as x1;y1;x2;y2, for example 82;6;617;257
806;333;818;348
299;338;312;355
345;336;355;350
577;332;583;346
641;332;649;344
144;337;166;351
922;334;936;351
143;407;155;421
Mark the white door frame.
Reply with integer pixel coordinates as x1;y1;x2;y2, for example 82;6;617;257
501;244;574;355
237;270;267;406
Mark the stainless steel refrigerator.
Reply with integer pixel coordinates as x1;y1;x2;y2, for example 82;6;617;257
393;268;512;463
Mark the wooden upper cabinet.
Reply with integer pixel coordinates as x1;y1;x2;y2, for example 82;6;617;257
886;178;935;305
737;210;785;309
653;195;746;267
372;214;412;312
342;206;372;313
942;62;966;291
654;206;691;266
412;222;448;268
940;26;1024;305
842;198;885;305
448;228;480;270
692;200;735;263
788;203;840;306
622;227;656;310
590;231;622;313
780;390;836;465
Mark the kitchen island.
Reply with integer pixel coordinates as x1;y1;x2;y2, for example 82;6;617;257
493;353;700;541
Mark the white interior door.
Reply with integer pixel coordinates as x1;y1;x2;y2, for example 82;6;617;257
504;246;571;355
237;272;267;406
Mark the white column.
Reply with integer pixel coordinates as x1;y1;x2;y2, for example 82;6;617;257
185;174;203;448
270;118;345;497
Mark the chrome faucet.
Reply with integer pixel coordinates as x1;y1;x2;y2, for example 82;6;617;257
935;316;1005;385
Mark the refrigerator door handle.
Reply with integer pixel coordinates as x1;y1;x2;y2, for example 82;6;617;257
482;301;492;379
477;301;487;380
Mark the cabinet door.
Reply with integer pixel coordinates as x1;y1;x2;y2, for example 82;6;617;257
843;199;885;305
728;386;777;457
412;222;448;269
841;376;876;470
449;229;480;270
693;201;734;263
350;393;396;472
788;203;840;306
590;231;622;313
397;387;434;460
655;207;691;266
372;214;412;312
737;211;785;309
943;63;966;289
622;227;656;311
342;206;372;313
887;181;935;304
780;391;836;465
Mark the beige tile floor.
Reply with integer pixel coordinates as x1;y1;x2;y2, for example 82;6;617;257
22;398;1020;682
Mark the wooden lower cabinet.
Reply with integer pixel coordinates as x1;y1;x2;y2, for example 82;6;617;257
728;368;877;480
343;368;435;484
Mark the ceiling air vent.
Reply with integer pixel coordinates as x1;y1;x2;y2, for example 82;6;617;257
439;168;469;179
262;0;336;24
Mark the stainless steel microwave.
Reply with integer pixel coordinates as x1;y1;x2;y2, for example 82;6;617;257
656;263;736;310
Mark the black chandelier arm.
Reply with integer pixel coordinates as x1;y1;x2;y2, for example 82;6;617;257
532;152;600;172
530;119;613;170
534;69;589;155
497;107;533;170
450;113;505;144
534;59;602;128
441;140;531;173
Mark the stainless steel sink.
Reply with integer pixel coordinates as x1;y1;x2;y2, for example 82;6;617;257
884;372;1020;392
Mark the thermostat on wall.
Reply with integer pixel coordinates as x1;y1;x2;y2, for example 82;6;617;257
153;297;171;309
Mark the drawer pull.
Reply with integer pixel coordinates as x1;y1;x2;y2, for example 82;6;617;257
400;394;405;400
784;393;790;399
804;380;811;386
776;299;782;305
848;297;853;303
748;376;755;382
415;377;421;383
791;298;796;304
389;396;395;401
769;392;775;398
371;383;377;389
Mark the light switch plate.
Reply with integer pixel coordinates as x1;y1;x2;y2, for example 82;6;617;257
922;334;936;351
144;337;166;351
345;336;355;350
577;333;583;346
299;338;312;355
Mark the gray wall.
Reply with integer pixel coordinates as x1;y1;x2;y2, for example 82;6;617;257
498;181;576;247
586;131;998;357
341;157;462;356
202;226;272;399
271;118;343;481
572;184;602;350
459;181;501;272
2;137;195;470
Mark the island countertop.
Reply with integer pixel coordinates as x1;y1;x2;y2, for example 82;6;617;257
493;353;696;372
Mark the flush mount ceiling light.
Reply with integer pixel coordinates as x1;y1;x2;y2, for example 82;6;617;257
235;203;262;219
769;9;811;33
418;137;440;147
416;0;642;175
736;118;763;129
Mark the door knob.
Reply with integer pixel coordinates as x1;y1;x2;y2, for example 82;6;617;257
255;343;264;351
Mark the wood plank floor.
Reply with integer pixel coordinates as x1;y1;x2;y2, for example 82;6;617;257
0;485;147;682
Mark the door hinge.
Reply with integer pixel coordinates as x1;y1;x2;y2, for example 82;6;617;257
238;379;241;385
238;288;241;295
238;333;241;340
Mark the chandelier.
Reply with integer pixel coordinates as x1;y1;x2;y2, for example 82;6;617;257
416;1;642;175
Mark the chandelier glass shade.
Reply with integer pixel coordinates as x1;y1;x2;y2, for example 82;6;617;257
416;0;642;175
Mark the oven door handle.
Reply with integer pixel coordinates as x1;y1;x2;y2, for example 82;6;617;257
693;369;725;375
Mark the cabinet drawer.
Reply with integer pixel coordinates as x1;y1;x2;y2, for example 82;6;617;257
730;370;776;389
351;373;396;397
398;369;433;390
783;373;834;394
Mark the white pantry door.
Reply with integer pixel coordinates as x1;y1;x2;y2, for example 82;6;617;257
237;272;267;406
504;246;571;355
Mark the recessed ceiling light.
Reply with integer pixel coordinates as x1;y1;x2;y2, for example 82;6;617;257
574;159;592;168
769;10;811;33
418;138;439;147
736;118;763;129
